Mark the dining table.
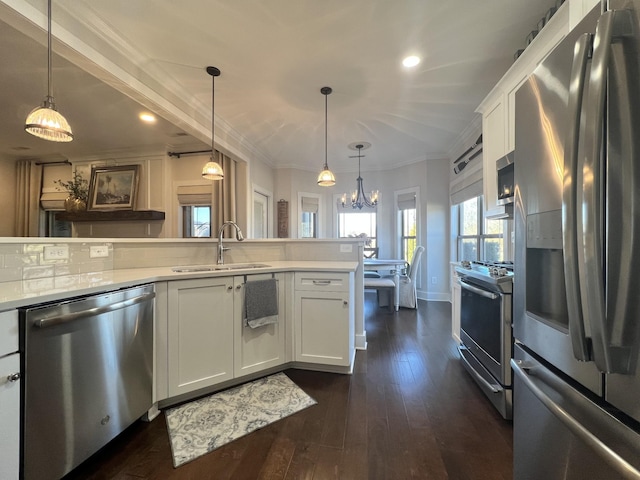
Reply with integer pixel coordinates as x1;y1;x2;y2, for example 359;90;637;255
363;258;407;311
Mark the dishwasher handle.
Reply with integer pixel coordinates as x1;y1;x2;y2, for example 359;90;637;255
34;291;156;329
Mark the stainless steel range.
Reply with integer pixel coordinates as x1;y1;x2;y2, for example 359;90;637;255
455;261;514;419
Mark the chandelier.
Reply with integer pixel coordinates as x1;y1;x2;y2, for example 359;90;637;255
341;143;378;209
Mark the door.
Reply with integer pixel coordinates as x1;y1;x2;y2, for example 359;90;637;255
512;345;640;480
233;273;285;377
167;277;234;396
514;6;602;395
253;189;269;239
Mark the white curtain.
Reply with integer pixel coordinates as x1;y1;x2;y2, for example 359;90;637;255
15;159;43;236
212;151;238;230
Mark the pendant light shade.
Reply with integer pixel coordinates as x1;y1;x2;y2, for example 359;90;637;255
202;66;224;180
25;0;73;142
317;86;335;186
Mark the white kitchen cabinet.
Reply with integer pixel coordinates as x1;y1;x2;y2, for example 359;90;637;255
167;277;234;397
477;0;577;220
0;309;19;480
451;267;461;344
294;272;354;368
481;97;509;219
233;273;286;377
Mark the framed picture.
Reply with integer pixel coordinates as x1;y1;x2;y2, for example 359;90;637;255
88;165;140;211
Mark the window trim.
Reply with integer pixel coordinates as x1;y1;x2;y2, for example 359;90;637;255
394;187;420;261
456;196;504;262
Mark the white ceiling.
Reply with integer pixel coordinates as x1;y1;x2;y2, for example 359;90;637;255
0;0;558;171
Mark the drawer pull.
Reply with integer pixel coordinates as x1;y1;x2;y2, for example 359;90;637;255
312;280;332;285
7;372;20;382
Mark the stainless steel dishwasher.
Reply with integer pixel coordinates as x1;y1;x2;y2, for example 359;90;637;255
20;284;155;480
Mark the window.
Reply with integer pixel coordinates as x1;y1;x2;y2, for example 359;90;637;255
300;212;317;238
397;191;417;263
176;184;213;238
338;211;377;248
457;196;504;262
183;206;211;237
300;195;320;238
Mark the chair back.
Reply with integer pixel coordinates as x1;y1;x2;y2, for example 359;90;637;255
407;246;425;282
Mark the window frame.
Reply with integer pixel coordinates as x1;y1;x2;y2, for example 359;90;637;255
456;196;504;262
182;205;212;238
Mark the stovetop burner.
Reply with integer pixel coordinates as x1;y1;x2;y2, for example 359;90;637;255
455;260;514;293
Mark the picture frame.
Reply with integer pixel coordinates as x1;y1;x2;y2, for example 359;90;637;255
87;165;140;211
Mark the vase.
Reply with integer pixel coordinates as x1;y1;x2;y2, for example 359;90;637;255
64;196;87;213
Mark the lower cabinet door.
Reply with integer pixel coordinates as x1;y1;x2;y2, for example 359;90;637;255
167;277;234;396
294;290;351;366
234;273;286;377
0;353;19;480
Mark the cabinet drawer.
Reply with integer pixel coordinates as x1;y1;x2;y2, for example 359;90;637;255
295;272;349;292
0;310;18;357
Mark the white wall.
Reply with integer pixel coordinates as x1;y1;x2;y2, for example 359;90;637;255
0;156;16;236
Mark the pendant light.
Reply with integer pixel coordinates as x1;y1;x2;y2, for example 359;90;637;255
317;86;336;186
202;66;224;180
25;0;73;142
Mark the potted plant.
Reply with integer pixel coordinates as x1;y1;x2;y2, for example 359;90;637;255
55;169;89;212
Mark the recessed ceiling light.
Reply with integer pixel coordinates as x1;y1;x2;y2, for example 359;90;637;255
139;112;156;123
402;55;421;68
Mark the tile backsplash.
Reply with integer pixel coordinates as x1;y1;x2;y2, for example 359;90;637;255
0;242;114;283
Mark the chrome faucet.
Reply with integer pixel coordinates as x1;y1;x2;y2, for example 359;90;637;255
217;221;244;264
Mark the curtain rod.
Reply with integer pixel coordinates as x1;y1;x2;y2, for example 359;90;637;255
167;149;212;158
35;160;71;166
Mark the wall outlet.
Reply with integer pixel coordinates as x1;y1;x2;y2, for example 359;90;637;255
90;245;110;258
44;245;69;261
340;244;353;253
431;276;437;284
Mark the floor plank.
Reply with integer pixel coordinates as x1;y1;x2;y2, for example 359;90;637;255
62;294;513;480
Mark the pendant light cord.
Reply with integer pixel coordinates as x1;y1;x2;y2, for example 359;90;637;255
47;0;52;100
324;93;328;169
206;66;221;160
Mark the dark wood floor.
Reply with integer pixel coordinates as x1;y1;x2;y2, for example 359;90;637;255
64;294;513;480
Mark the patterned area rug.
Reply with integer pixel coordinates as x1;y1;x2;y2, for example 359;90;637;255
165;372;317;467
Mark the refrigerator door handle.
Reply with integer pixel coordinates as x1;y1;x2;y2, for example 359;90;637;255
511;359;640;479
583;10;614;373
562;33;592;362
583;10;635;374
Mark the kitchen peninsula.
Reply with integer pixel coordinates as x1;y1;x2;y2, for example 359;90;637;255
0;237;363;480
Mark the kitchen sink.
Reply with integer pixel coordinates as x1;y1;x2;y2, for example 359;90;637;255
171;263;270;273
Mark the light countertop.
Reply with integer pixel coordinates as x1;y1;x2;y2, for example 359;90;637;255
0;261;359;310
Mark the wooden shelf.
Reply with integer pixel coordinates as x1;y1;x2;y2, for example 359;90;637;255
55;210;165;222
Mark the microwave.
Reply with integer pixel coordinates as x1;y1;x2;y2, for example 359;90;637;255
496;151;515;205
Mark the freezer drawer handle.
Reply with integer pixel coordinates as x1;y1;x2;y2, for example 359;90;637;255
34;292;156;329
458;279;498;300
511;359;640;479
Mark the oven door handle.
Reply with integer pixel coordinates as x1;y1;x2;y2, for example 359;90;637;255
458;279;499;300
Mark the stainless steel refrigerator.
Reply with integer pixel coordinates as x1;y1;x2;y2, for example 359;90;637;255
513;1;640;478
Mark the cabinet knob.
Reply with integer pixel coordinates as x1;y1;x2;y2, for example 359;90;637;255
236;285;242;290
343;300;348;306
7;372;20;382
227;285;233;290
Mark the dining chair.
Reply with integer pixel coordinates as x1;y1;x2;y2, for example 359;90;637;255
363;276;395;312
380;245;425;309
